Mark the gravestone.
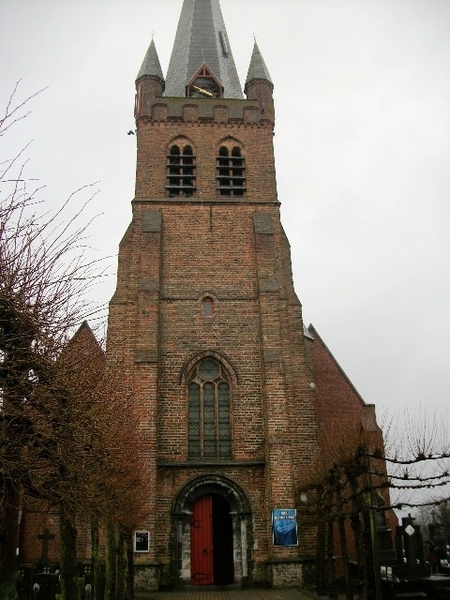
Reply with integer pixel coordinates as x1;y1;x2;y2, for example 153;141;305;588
36;528;55;571
17;564;34;600
395;515;428;579
32;573;59;600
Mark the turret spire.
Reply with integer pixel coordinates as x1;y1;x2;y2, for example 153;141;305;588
245;40;273;88
136;38;164;83
135;38;165;118
244;40;274;123
163;0;243;99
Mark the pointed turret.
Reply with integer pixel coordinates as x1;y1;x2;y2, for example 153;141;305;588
244;41;274;124
137;38;164;82
164;0;243;98
135;39;165;119
245;40;273;87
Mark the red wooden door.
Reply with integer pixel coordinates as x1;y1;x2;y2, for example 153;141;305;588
190;495;213;585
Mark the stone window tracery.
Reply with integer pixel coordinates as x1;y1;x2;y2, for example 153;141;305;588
188;358;231;459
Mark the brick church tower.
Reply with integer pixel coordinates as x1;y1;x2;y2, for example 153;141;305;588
106;0;382;591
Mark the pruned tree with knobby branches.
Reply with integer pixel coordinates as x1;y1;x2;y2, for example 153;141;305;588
298;414;450;600
21;323;150;600
1;83;149;600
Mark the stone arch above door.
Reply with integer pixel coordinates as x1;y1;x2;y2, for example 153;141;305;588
172;474;251;515
171;475;253;585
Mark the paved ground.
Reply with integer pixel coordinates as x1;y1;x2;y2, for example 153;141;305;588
137;587;319;600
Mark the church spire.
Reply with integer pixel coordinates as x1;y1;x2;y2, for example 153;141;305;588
163;0;243;99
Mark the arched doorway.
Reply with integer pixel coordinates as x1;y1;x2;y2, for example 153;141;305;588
190;494;234;585
171;475;252;586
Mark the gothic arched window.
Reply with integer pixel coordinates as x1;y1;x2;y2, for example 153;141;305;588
217;146;246;197
188;358;231;459
166;144;196;197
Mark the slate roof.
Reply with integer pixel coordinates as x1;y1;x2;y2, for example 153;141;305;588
163;0;243;98
137;38;164;81
246;41;273;85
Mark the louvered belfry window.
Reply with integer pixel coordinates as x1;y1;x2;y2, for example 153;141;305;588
166;144;196;197
188;359;231;459
217;146;246;196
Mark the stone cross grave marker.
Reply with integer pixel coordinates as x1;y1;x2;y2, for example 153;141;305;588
37;528;55;564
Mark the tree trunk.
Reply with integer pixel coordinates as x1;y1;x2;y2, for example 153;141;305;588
350;500;369;600
316;516;327;595
115;528;125;600
364;454;383;600
0;479;20;600
59;507;78;600
326;519;337;599
104;521;117;600
338;515;353;600
91;514;102;600
124;531;134;600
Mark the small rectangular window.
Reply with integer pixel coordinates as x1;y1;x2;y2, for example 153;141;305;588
202;298;214;317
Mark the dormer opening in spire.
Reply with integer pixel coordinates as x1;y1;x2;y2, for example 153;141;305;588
187;63;223;98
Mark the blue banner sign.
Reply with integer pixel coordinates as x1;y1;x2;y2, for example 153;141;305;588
272;509;298;546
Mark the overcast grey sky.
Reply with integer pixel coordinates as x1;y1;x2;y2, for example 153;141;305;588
2;1;450;442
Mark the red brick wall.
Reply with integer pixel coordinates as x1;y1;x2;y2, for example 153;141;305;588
307;324;382;448
20;500;92;565
107;193;320;562
134;96;276;201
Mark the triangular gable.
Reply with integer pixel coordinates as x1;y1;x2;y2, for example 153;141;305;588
308;323;381;442
186;63;223;98
61;321;105;365
308;323;367;407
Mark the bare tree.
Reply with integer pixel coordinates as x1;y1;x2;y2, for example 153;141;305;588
22;324;150;600
1;83;150;600
0;83;103;600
